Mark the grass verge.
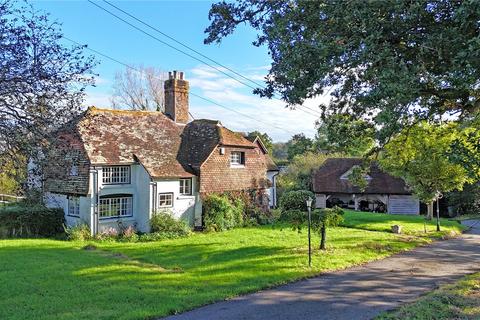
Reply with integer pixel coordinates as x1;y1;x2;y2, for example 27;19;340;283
377;272;480;320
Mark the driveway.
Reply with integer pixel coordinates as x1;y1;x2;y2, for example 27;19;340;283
165;222;480;320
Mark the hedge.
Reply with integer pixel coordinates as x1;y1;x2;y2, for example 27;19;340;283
0;205;65;238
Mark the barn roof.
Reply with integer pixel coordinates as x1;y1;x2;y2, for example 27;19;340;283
312;158;411;195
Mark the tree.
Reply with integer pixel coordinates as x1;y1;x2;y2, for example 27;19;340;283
272;142;288;161
247;131;273;154
111;65;166;111
277;151;338;193
315;114;376;156
379;122;476;221
312;207;344;250
286;134;313;160
205;1;480;143
0;1;96;193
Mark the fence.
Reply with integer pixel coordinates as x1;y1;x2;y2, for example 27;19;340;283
0;194;25;207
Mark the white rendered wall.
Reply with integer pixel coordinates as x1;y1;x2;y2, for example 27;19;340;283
153;177;197;226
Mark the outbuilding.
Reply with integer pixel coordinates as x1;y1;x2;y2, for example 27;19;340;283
312;158;419;215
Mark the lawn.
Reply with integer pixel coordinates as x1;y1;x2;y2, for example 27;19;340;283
341;210;465;236
0;212;466;320
377;272;480;320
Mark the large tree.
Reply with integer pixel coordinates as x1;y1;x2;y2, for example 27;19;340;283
286;133;313;160
379;122;476;219
315;113;375;156
111;65;166;111
247;131;273;154
205;1;480;143
0;1;96;193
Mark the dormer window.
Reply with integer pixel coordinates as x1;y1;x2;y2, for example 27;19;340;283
102;166;130;184
230;151;245;167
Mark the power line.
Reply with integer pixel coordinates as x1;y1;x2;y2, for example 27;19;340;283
62;36;296;135
87;0;322;118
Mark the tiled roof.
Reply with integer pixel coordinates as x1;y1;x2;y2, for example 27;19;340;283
72;108;277;178
312;158;411;195
77;107;193;178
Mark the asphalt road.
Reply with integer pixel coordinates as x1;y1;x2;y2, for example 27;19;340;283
164;221;480;320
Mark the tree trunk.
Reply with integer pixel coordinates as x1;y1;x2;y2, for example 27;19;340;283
320;225;326;250
426;201;434;220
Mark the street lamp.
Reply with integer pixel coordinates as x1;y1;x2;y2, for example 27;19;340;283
436;192;443;232
306;197;313;267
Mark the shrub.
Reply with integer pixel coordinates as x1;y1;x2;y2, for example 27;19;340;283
119;225;139;242
279;209;306;232
95;227;119;241
279;190;315;212
150;211;191;236
203;194;238;231
65;223;92;241
0;204;64;238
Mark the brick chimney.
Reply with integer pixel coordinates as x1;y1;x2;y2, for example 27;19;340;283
164;70;189;124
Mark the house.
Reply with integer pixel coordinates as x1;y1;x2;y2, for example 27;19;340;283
43;70;278;235
312;158;419;214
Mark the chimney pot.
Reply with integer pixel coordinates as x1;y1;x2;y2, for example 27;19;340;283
164;70;189;124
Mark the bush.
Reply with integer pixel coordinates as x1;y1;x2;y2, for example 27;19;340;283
118;225;139;242
0;204;64;238
65;224;91;241
150;211;191;236
203;194;237;231
95;227;119;241
279;190;315;212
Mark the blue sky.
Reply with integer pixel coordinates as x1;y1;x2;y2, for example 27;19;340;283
31;0;324;141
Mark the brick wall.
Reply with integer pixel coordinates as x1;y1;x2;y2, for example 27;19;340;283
199;145;270;194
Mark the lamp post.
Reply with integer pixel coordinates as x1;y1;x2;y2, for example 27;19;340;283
306;197;313;267
436;192;443;232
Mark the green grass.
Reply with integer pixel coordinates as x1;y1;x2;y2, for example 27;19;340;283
377;272;480;320
450;213;480;221
341;210;465;236
0;211;467;320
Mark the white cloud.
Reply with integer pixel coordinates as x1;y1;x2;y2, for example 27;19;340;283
187;64;332;141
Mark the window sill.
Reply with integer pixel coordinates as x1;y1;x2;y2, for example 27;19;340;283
99;216;134;222
67;215;80;218
230;165;245;168
177;195;194;199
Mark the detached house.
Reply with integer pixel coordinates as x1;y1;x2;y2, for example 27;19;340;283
43;71;278;235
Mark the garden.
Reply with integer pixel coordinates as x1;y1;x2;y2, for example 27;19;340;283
0;191;467;320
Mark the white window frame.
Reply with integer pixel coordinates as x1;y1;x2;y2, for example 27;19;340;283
179;178;192;196
70;165;78;176
98;195;133;219
158;193;173;208
230;151;245;167
68;196;80;217
102;166;130;185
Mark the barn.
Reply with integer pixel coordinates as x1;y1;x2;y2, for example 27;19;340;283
312;158;420;215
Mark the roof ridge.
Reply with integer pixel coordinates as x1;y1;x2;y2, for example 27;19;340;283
87;106;169;116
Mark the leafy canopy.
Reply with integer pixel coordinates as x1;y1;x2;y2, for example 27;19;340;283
206;1;480;142
286;133;313;160
379;122;476;203
247;131;273;154
315;113;376;156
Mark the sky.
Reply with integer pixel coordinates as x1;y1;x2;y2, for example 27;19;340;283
30;0;327;142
